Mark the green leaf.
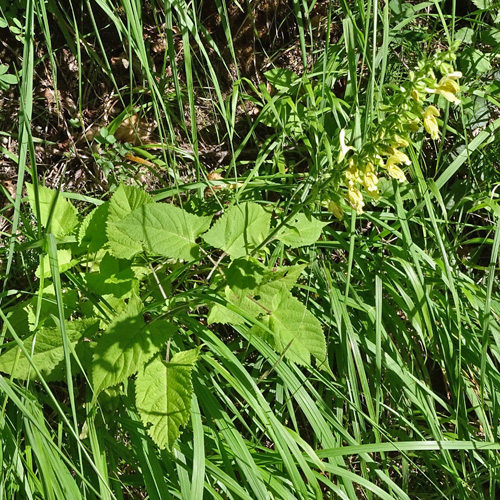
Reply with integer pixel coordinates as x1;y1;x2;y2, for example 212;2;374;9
207;302;244;325
27;285;78;331
209;264;307;325
79;202;109;253
92;313;176;395
26;183;79;237
459;47;492;75
462;95;491;130
260;264;307;291
481;28;500;46
35;249;75;278
109;203;212;261
264;68;300;91
249;269;326;365
471;0;496;9
209;263;325;365
203;202;271;258
0;319;98;380
225;257;265;301
251;287;327;366
275;213;327;248
0;73;17;85
136;348;200;450
85;253;138;299
107;184;153;224
106;184;153;258
455;27;475;45
4;284;78;333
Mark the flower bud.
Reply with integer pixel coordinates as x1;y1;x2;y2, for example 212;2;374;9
328;201;344;220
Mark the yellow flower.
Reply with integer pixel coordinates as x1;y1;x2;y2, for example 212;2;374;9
392;135;409;149
347;186;365;214
345;158;361;186
423;105;440;140
328;201;344;220
386;163;407;183
411;89;421;103
363;162;379;194
385;156;407;183
385;148;411;165
428;72;462;104
436;79;460;103
338;128;354;162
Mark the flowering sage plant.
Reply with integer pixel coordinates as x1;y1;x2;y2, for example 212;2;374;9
330;44;462;216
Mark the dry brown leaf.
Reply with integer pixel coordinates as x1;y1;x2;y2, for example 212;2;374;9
114;114;156;146
205;172;224;197
1;180;17;200
207;172;224;181
204;172;243;197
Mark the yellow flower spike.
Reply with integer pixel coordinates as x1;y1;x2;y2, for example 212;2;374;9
363;162;379;194
346;186;365;214
328;201;344;220
423;105;440;140
385;157;407;183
